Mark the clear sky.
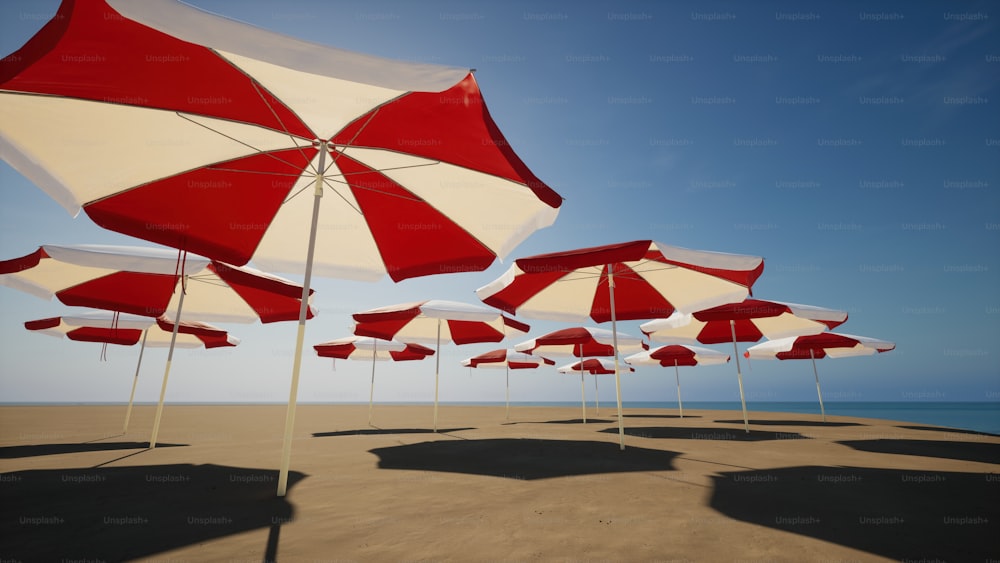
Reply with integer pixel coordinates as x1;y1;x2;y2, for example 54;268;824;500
1;0;997;406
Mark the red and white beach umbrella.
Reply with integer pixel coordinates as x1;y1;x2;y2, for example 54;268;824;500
462;349;554;421
640;298;847;430
625;345;729;418
353;300;530;430
1;0;560;496
480;240;763;448
314;336;433;426
26;310;238;433
744;333;895;421
515;326;646;423
558;358;635;375
0;244;313;446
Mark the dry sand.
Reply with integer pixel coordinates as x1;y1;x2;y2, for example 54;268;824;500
1;403;998;562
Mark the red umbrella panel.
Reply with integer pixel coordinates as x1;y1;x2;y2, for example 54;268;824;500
639;298;847;431
478;240;763;449
462;349;555;421
25;310;238;433
558;358;635;375
314;336;433;426
745;333;895;421
0;244;313;447
1;0;561;497
353;300;530;430
625;345;729;418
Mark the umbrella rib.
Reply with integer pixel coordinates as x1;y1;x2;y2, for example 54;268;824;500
175;112;313;172
246;78;319;172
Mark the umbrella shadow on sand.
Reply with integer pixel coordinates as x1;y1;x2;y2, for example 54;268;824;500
714;419;864;428
0;463;306;562
624;414;701;419
0;441;187;459
896;424;999;438
313;428;474;438
600;427;810;442
709;465;998;561
370;438;678;480
838;439;1000;465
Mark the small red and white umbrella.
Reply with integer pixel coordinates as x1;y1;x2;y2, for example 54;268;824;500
478;240;763;448
515;326;646;422
625;345;729;418
558;358;635;375
462;349;554;420
314;336;433;426
640;298;847;430
0;244;313;447
353;300;529;430
25;310;238;433
744;333;895;421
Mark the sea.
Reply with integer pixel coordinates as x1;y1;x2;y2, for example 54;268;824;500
459;401;1000;436
6;401;999;435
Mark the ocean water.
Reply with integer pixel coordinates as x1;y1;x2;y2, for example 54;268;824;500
6;401;999;435
504;401;1000;435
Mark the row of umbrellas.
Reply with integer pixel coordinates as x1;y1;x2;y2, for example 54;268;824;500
0;0;892;497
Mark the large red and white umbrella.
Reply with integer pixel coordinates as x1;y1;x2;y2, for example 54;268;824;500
313;336;434;426
461;349;554;421
639;298;847;430
1;0;560;495
515;326;646;423
625;345;729;418
0;244;313;446
353;300;530;430
25;310;239;433
744;333;895;421
479;240;764;448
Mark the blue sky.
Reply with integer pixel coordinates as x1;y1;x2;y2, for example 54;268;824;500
1;0;997;407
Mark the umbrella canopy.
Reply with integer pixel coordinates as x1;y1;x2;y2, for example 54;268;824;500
0;0;562;281
0;244;312;447
313;336;433;426
639;298;847;431
625;344;729;418
314;336;434;362
477;239;763;448
353;300;530;430
1;0;561;496
0;245;314;324
25;311;240;349
514;326;647;357
25;310;239;433
640;299;848;344
462;348;554;421
477;240;764;323
558;358;635;375
744;333;896;421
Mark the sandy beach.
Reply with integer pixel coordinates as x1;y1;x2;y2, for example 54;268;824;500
1;403;998;562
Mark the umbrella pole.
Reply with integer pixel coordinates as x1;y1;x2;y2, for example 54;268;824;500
277;143;326;497
594;374;600;415
608;267;625;450
122;327;149;435
433;319;441;432
811;349;826;422
150;278;187;448
505;365;510;422
579;346;586;423
368;341;376;427
675;360;683;419
730;320;750;433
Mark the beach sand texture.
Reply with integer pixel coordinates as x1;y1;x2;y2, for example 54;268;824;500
1;404;998;562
